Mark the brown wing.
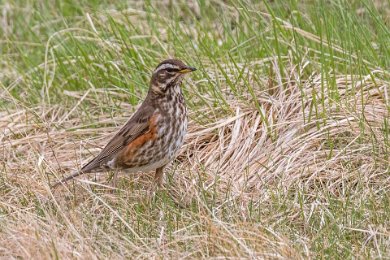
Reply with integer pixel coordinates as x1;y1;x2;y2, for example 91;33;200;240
80;103;156;173
51;101;156;189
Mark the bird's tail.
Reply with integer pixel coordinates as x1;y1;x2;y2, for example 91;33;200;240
51;170;86;189
51;157;101;189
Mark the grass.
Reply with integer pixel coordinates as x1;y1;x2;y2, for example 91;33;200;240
1;0;389;258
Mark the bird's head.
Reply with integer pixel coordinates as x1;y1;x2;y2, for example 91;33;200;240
150;59;196;94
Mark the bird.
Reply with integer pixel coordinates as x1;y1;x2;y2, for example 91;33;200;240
52;59;196;189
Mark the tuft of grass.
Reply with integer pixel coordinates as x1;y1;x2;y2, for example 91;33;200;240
1;0;389;258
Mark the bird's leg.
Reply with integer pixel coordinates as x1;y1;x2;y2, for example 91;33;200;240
154;166;165;187
109;171;119;188
147;166;165;199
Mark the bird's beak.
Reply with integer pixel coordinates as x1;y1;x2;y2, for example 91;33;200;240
179;66;197;74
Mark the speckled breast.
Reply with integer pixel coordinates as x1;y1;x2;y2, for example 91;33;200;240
120;85;187;172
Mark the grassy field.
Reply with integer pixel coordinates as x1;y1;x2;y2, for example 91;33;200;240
1;0;389;258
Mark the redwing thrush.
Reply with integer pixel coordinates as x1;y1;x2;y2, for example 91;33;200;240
52;59;196;188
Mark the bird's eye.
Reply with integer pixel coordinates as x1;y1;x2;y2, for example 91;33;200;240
166;68;178;73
